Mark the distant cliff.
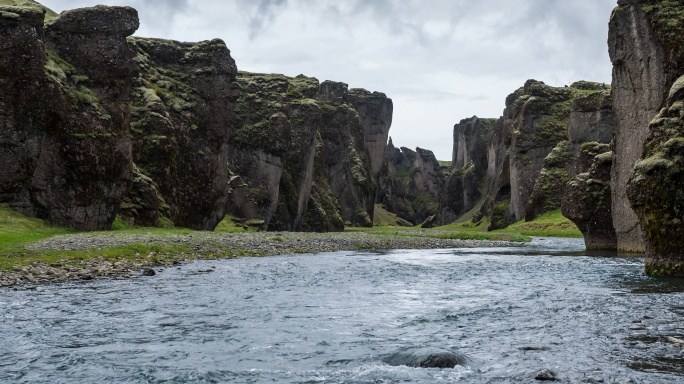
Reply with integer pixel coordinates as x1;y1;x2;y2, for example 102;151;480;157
377;141;446;225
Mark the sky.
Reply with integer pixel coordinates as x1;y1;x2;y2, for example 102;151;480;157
41;0;617;161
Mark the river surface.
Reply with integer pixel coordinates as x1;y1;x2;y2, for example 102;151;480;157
1;238;684;383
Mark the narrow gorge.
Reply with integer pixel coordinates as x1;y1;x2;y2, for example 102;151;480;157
1;0;684;275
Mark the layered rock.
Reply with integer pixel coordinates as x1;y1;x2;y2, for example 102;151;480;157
433;116;496;226
628;76;684;275
126;37;239;230
231;73;383;231
0;4;138;230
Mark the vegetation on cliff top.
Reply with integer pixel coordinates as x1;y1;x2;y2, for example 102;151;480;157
0;0;58;20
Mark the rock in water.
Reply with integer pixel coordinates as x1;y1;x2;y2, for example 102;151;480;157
383;347;470;369
534;369;559;381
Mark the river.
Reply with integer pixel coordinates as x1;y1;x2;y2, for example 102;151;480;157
1;238;683;383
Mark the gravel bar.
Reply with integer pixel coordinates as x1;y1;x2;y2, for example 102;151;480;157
1;231;523;288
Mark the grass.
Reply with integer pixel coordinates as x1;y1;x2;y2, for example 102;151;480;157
0;204;73;254
497;210;582;238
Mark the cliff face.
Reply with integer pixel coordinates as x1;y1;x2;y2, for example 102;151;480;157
628;75;684;275
432;116;495;226
377;143;444;225
346;89;393;180
125;37;239;230
608;0;666;252
0;4;138;230
231;73;384;231
527;87;612;221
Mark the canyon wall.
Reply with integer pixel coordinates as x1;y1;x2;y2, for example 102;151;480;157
0;4;138;230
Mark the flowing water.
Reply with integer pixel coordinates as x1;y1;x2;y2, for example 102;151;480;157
1;238;684;383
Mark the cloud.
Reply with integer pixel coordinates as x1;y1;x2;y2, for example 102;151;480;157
39;0;618;160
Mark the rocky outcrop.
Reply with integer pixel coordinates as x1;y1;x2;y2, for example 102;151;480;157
231;73;384;231
377;142;445;225
0;4;138;230
126;37;239;230
432;116;496;226
562;143;615;250
346;88;393;180
628;76;684;275
527;87;612;221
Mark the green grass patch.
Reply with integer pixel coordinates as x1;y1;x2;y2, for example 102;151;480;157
497;210;582;238
0;204;73;253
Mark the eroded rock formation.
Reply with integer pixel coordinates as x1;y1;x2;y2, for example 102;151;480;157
628;76;684;275
230;73;387;231
0;3;138;230
126;37;239;230
432;116;496;226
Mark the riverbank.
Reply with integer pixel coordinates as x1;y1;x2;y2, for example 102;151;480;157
0;230;525;288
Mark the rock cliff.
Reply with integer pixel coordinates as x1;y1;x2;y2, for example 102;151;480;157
432;116;496;226
125;37;239;230
230;73;385;231
0;3;138;230
627;75;684;274
377;142;445;225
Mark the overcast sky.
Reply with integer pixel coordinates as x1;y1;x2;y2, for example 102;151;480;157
42;0;617;161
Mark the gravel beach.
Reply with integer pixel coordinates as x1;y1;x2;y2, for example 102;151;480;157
1;230;522;287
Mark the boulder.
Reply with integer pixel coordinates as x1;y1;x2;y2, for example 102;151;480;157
383;347;470;369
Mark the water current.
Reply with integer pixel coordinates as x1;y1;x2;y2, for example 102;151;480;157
1;237;684;383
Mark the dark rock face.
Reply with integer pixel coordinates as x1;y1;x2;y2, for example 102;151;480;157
383;347;470;369
377;142;445;225
528;88;612;222
507;80;576;222
608;1;666;252
562;144;616;250
346;88;393;180
232;73;385;231
628;76;684;275
127;37;239;230
0;4;138;230
433;116;496;226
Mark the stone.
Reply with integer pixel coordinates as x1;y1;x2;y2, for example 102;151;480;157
383;347;470;369
142;268;155;276
534;369;559;381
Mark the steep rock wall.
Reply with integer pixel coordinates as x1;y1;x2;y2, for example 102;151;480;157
346;89;393;181
608;0;665;252
0;4;138;230
232;73;382;231
126;37;238;230
433;116;496;226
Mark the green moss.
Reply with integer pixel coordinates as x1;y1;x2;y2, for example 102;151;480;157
0;0;57;20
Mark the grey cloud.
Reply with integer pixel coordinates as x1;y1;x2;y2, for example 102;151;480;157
246;0;288;40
